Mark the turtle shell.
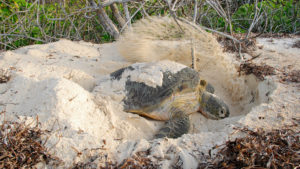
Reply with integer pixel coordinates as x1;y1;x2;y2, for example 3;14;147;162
109;61;201;119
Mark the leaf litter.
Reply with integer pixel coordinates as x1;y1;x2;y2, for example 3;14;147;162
199;124;300;169
0;114;61;168
238;61;276;80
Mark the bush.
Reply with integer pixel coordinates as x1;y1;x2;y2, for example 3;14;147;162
232;0;300;33
0;0;112;50
0;0;299;50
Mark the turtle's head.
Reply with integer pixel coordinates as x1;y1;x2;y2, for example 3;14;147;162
197;80;230;120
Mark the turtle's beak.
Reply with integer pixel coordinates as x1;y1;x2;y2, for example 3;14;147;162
197;108;218;120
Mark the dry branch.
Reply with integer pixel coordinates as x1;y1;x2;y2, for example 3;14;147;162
178;18;240;43
110;4;126;28
89;0;120;39
100;0;135;7
123;2;132;28
120;1;146;32
193;0;198;23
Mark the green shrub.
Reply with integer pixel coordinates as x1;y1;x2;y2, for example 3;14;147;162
0;0;112;50
232;0;300;33
1;0;299;50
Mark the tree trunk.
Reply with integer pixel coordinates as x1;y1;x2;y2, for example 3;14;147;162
89;0;120;39
110;3;126;28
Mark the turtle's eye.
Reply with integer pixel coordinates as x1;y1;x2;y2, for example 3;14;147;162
219;107;226;118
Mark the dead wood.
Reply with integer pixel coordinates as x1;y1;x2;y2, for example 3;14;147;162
110;4;126;28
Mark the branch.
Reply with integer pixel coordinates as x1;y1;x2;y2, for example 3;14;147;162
178;18;245;60
141;6;150;18
100;0;135;7
89;0;120;39
0;41;15;49
0;34;47;42
120;1;146;32
206;0;227;20
110;3;126;28
163;0;184;33
123;2;131;28
245;0;263;39
177;18;240;43
193;0;198;23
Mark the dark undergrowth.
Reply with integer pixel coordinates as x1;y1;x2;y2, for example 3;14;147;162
0;117;61;168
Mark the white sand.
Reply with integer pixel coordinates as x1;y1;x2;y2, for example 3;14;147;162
0;37;299;168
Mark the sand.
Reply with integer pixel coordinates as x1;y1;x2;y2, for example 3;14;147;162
0;37;299;168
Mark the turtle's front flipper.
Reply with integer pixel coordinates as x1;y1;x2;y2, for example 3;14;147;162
155;109;190;139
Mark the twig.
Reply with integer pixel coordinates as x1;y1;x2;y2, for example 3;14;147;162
141;6;150;18
89;0;120;39
0;42;15;49
191;39;196;70
120;1;146;33
245;0;263;39
0;34;46;43
193;0;198;23
164;0;184;33
178;18;240;43
123;2;131;28
249;11;268;39
99;0;134;7
178;18;246;60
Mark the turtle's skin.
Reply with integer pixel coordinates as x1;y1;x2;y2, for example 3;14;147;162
109;61;230;138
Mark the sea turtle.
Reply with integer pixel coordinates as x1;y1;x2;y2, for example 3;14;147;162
106;61;230;138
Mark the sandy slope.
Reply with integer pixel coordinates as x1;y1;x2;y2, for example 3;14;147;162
0;38;299;168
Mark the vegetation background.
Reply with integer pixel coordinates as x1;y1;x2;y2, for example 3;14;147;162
0;0;299;50
0;1;299;168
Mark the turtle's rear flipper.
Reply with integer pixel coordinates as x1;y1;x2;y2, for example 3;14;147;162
155;110;190;139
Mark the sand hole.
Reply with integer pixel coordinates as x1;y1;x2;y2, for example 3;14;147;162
93;60;277;140
189;74;276;134
209;74;276;116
